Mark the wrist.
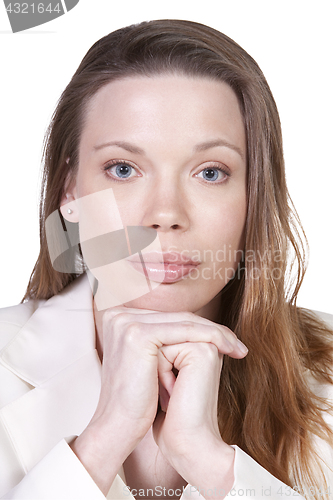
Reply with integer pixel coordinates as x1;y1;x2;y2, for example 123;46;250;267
164;434;235;499
70;420;140;495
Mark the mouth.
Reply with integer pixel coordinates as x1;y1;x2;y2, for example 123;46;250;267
126;251;200;283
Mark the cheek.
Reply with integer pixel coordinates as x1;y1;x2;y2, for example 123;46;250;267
195;205;246;291
201;194;247;249
197;195;247;280
75;155;108;198
225;204;247;249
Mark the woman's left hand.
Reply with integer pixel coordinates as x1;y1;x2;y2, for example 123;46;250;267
153;324;247;495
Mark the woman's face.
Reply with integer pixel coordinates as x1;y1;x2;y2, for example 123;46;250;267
64;75;247;318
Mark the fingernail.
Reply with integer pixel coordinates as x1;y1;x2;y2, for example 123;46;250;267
237;340;248;355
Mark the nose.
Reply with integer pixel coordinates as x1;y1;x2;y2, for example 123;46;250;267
141;179;190;232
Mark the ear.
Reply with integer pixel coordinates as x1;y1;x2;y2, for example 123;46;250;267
59;172;79;223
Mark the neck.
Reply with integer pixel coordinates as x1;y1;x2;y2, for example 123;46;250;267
93;299;104;362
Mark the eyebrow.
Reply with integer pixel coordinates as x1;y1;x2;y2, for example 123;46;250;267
93;138;244;159
93;141;145;155
194;139;244;159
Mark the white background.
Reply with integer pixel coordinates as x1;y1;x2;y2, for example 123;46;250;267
0;0;332;312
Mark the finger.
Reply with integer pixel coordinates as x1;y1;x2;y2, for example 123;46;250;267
108;309;248;357
160;342;222;371
157;349;176;397
103;308;248;358
158;380;170;412
126;321;248;359
104;306;157;319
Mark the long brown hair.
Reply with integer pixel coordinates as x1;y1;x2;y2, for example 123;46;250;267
23;20;332;497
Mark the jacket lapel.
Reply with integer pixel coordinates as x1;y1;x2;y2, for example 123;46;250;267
0;275;199;500
0;274;96;387
0;275;102;473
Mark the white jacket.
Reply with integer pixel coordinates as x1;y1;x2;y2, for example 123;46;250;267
0;274;332;499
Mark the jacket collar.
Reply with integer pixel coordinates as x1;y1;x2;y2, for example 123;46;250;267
0;274;97;387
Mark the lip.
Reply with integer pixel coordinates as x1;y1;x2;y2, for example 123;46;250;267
126;252;200;283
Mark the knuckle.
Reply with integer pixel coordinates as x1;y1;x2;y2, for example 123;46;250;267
106;312;128;330
205;342;218;357
180;320;195;333
214;327;236;352
221;325;237;341
104;307;125;320
102;309;114;324
195;342;217;358
123;321;142;344
209;328;225;349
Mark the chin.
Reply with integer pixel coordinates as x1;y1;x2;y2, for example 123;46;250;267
122;282;201;313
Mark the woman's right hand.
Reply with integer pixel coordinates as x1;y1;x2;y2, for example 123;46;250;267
70;307;247;495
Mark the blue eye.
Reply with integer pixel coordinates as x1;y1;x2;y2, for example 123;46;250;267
197;166;229;183
202;168;219;181
104;161;138;181
115;164;132;178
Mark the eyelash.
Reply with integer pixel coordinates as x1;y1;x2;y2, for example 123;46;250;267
103;160;230;184
195;163;230;184
103;160;139;182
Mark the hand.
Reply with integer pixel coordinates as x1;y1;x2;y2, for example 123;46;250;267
71;307;247;495
153;336;245;496
154;341;223;451
94;307;246;431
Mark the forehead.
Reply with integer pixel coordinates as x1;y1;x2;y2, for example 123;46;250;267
80;74;246;153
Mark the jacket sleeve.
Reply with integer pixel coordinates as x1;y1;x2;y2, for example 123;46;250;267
1;440;107;500
2;439;131;500
178;446;306;499
229;446;306;498
181;442;330;499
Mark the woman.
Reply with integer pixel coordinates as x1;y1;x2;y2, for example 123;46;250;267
0;20;332;500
